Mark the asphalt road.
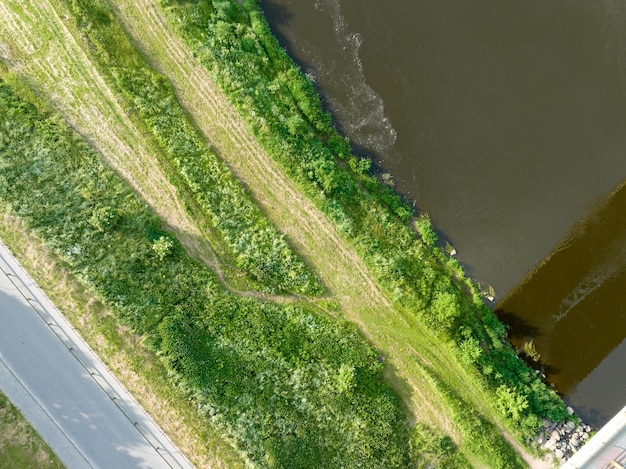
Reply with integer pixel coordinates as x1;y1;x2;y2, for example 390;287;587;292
0;241;194;469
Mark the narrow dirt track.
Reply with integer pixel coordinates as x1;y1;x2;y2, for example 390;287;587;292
110;0;461;434
0;0;199;251
0;0;484;454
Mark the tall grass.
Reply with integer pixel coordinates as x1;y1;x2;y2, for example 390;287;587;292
0;391;64;469
0;78;413;468
62;0;323;296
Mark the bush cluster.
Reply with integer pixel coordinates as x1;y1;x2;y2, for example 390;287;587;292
63;0;323;296
159;0;569;444
0;81;412;467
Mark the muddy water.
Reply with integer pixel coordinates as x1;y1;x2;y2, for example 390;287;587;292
498;185;626;426
261;1;626;426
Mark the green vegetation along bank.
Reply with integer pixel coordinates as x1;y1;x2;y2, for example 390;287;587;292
159;0;570;460
0;80;413;468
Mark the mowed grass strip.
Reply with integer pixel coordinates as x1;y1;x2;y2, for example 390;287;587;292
0;0;322;298
0;0;214;272
0;390;65;469
62;0;324;296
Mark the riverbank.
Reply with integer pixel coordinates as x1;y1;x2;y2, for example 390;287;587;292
155;0;572;463
0;0;573;466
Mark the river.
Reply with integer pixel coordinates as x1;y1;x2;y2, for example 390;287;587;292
260;0;626;428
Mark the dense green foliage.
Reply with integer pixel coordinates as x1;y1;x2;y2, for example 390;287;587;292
0;81;412;467
420;366;526;469
411;424;468;469
63;0;322;296
159;0;568;446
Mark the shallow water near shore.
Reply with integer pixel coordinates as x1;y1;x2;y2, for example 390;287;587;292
261;0;626;427
497;183;626;426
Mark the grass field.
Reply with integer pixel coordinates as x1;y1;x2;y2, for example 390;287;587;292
0;389;65;469
0;211;244;468
0;0;567;467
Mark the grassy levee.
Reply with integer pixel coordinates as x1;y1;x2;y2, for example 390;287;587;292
0;390;65;469
0;80;415;467
145;0;571;465
108;0;500;464
0;1;477;464
0;0;569;466
0;0;322;298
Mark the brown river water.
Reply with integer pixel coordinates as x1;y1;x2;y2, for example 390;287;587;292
260;0;626;427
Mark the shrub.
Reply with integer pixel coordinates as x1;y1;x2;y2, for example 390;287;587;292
0;78;412;468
